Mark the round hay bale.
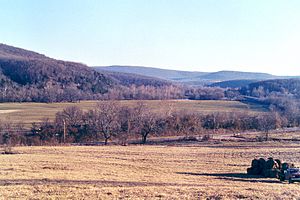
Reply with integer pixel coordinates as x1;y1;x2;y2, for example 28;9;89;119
263;169;271;177
251;159;259;168
247;167;261;175
266;159;276;169
255;167;263;175
273;160;280;169
258;158;266;173
247;167;254;175
259;158;266;163
275;159;282;169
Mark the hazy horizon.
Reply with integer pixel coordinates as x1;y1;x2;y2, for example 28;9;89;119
1;0;300;76
96;65;300;76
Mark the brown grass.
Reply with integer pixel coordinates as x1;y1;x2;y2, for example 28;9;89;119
0;142;299;199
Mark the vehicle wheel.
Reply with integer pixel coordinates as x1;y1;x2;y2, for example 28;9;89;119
289;178;293;184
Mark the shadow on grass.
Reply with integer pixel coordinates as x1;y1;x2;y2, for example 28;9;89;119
0;179;207;187
177;172;281;184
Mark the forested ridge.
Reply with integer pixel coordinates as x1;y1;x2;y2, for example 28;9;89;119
241;79;300;98
0;44;226;102
1;44;300;104
0;44;113;102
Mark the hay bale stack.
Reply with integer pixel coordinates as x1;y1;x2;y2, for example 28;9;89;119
247;158;284;178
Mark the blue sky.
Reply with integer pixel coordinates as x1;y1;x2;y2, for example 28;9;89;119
1;0;300;75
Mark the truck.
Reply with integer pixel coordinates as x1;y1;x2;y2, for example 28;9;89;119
279;168;300;184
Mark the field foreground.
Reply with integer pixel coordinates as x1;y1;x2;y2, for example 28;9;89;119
0;144;300;199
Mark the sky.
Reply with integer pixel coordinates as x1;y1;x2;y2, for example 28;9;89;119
1;0;300;75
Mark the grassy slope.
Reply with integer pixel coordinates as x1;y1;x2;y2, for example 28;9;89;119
0;144;299;199
0;100;268;125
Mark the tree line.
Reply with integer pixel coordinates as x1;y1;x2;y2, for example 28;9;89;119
1;100;297;146
0;83;229;103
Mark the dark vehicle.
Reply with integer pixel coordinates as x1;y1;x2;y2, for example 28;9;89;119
279;168;300;183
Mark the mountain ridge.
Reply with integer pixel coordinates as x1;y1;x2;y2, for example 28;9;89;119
0;43;114;102
95;65;298;85
95;65;207;81
0;44;180;102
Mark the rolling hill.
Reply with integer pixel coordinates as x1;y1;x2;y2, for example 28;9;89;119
209;79;260;88
95;66;289;85
98;70;172;87
241;78;300;98
2;43;299;103
199;70;275;81
95;66;208;82
0;44;179;102
0;44;115;102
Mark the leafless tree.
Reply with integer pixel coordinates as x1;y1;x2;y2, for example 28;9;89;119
139;112;158;144
55;106;84;142
94;101;121;145
257;112;282;141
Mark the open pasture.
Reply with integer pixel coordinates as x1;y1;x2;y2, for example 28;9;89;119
0;100;267;125
0;143;299;199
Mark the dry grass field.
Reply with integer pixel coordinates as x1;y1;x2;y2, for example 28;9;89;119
0;100;286;199
0;100;267;125
0;142;300;199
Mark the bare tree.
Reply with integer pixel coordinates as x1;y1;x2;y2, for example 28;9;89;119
55;106;83;142
118;106;135;145
129;101;160;144
257;112;281;141
94;101;121;145
139;112;158;144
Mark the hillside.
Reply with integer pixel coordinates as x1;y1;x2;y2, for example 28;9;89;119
96;66;286;85
209;79;260;88
0;44;183;103
0;44;114;102
2;44;299;103
241;79;300;99
200;70;275;81
98;70;172;87
95;65;208;82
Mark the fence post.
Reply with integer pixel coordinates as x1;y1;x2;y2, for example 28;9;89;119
63;119;66;143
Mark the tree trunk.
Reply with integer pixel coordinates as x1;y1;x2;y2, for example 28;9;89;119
104;138;108;145
265;131;269;141
142;134;148;144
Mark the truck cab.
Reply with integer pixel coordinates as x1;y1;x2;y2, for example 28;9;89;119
283;168;300;183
